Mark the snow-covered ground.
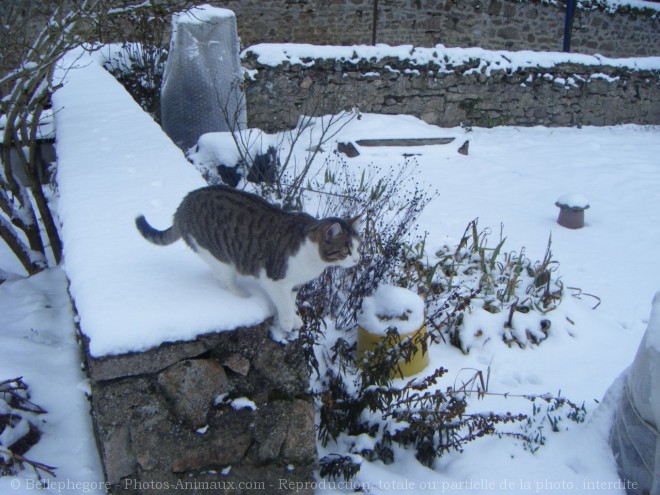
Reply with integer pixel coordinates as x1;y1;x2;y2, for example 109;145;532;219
316;117;659;494
0;270;105;493
1;46;660;493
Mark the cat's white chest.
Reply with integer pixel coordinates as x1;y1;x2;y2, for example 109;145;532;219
280;239;327;287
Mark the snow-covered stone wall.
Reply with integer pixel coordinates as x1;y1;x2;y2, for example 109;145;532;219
241;44;660;132
53;51;316;493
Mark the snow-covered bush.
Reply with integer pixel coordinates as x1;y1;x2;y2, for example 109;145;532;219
188;112;358;212
103;42;167;122
402;219;566;352
102;6;172;122
286;159;533;478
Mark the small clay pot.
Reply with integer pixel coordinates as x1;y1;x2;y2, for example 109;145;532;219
555;193;590;229
557;208;585;229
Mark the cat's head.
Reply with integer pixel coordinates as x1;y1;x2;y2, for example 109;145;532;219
311;216;362;268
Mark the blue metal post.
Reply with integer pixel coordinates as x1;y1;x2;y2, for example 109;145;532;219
563;0;577;52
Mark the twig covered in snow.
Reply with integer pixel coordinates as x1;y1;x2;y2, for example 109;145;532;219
0;0;193;276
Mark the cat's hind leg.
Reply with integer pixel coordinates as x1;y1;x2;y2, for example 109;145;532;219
194;247;249;297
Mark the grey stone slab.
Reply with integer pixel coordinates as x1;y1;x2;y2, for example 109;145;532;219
356;137;456;147
86;338;209;382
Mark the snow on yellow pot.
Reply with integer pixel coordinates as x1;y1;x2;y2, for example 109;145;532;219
356;284;428;377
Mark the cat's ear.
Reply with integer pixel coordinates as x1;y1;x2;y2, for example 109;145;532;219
348;214;364;230
325;222;343;242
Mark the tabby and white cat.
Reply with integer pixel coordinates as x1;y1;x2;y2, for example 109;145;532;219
136;185;361;336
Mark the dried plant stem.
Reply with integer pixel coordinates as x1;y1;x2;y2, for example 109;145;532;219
0;449;57;480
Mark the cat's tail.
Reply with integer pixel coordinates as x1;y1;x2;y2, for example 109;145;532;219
135;215;181;246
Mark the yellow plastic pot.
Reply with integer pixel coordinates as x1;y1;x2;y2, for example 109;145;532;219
356;285;429;377
357;324;429;377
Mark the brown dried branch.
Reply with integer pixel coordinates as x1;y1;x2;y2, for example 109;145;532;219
0;449;57;480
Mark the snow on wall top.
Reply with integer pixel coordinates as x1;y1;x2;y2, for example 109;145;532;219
173;4;236;24
576;0;660;13
243;43;660;74
53;49;269;358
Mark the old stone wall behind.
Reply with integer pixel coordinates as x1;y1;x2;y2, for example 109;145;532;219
218;0;660;58
8;0;660;64
242;52;660;132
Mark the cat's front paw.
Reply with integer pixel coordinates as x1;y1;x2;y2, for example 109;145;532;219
275;315;295;336
269;313;304;343
270;320;295;343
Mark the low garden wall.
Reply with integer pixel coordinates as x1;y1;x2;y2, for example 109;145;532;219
86;324;316;494
242;45;660;132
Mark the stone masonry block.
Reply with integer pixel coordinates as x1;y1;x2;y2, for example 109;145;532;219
158;358;230;428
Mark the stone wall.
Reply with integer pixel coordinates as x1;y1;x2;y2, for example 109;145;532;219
7;0;660;70
85;322;316;494
218;0;660;58
241;50;660;132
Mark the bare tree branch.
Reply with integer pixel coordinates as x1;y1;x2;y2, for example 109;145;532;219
1;0;192;275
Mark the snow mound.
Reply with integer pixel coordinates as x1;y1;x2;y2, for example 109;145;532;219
357;284;425;336
556;192;590;209
53;50;269;357
611;289;660;493
188;129;279;181
175;3;235;24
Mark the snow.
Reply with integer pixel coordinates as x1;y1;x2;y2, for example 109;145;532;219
195;425;209;435
228;397;258;411
244;43;660;74
214;393;258;411
173;3;235;24
309;116;660;493
587;0;660;12
357;284;425;336
1;42;660;494
555;192;590;209
649;291;660;353
0;417;30;452
52;49;270;357
0;270;104;494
